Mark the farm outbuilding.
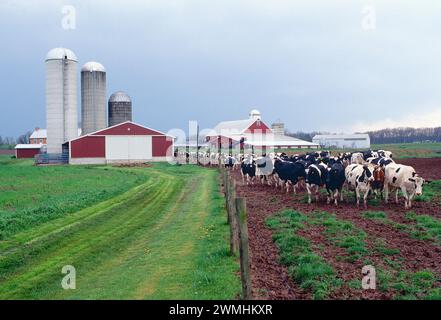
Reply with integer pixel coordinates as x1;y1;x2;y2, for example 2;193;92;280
312;134;370;149
15;144;43;159
29;128;47;145
206;110;319;151
67;121;174;165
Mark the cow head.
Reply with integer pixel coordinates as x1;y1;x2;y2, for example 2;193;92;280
409;176;425;196
372;166;385;189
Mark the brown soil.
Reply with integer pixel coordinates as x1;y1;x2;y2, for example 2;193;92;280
399;157;441;180
230;157;441;300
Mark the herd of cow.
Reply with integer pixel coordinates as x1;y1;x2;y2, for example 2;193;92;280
221;150;428;209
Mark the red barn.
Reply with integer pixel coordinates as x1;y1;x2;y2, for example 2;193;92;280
206;109;319;151
15;144;43;159
68;121;174;165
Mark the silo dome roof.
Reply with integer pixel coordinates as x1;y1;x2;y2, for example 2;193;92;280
81;61;106;72
46;48;78;61
249;109;261;116
109;91;131;103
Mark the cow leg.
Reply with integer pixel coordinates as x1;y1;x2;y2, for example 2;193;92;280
293;182;297;194
286;181;290;194
306;184;312;204
315;186;319;203
326;188;331;204
395;189;400;204
401;186;409;209
408;192;415;209
334;189;339;206
356;188;360;207
384;184;389;204
340;188;344;203
364;189;369;209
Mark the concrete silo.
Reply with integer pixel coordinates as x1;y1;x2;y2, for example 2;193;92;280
45;48;78;154
271;122;285;136
81;62;107;135
108;91;132;127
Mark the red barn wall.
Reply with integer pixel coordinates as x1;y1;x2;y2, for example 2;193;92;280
206;135;240;147
245;120;271;133
152;136;173;157
71;136;105;158
16;148;40;158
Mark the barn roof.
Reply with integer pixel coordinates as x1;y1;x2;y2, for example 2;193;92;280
211;119;257;135
244;134;318;147
30;128;81;139
313;134;370;140
15;144;43;149
68;121;174;142
211;132;319;147
30;129;47;139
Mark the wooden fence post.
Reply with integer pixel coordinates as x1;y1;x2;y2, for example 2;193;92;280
224;169;231;225
226;171;239;255
235;197;252;300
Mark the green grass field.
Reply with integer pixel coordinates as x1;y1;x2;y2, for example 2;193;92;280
0;158;239;299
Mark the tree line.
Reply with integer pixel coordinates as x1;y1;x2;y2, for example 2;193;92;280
285;127;441;144
0;132;32;149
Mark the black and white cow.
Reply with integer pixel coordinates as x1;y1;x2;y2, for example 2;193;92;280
273;158;307;193
384;164;426;209
345;164;375;208
241;156;256;185
366;156;395;168
255;155;275;185
377;150;393;159
306;163;327;204
351;152;364;164
325;162;346;205
224;155;236;169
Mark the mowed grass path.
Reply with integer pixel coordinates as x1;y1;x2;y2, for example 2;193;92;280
0;162;239;299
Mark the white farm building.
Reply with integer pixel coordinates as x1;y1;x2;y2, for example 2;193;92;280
312;134;370;149
206;110;319;151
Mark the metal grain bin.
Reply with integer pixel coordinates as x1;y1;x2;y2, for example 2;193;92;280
108;91;132;127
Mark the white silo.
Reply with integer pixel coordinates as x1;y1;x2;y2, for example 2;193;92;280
45;48;78;154
81;62;107;135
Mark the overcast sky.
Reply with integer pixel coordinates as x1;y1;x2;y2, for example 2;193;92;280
1;0;441;137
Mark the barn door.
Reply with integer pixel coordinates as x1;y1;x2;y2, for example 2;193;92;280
105;136;152;161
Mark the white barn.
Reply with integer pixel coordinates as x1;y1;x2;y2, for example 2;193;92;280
312;134;370;149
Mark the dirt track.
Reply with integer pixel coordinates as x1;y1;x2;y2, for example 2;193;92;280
232;158;441;300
